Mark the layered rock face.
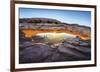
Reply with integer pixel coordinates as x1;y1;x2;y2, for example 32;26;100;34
19;39;91;63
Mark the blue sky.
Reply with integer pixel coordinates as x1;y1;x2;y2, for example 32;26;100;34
19;8;91;27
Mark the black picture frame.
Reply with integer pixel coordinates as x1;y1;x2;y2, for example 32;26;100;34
10;0;97;72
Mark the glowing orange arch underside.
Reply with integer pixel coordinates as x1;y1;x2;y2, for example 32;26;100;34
22;29;90;40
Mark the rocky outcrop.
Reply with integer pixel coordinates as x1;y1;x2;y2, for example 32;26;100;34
19;43;53;63
19;37;91;63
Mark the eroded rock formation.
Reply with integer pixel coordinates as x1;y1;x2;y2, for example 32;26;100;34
19;18;91;40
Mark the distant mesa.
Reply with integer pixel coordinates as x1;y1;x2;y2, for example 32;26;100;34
19;18;61;24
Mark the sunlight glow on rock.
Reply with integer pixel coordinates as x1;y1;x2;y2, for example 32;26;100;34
36;32;76;43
